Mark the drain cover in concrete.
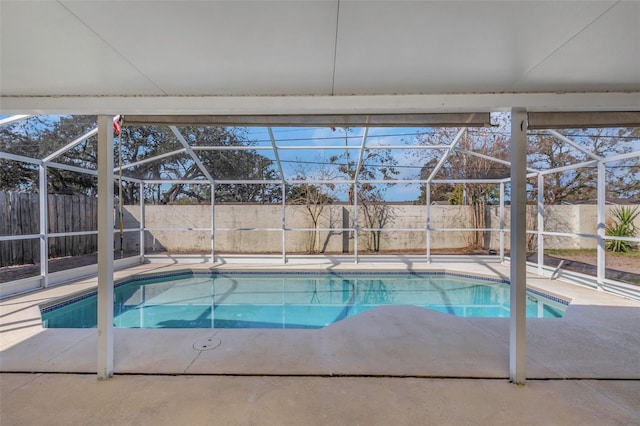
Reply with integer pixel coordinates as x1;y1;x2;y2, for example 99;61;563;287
193;336;222;351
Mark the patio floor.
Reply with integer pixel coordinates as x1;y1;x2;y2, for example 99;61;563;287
1;259;639;424
2;374;639;425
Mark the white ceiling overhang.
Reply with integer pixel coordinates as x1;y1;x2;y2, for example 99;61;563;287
1;0;639;114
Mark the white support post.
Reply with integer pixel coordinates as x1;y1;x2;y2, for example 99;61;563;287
39;165;48;288
426;183;431;262
499;182;505;262
139;182;145;260
353;183;358;264
537;174;544;275
281;183;287;264
596;162;606;289
510;108;528;385
97;115;114;380
211;183;215;262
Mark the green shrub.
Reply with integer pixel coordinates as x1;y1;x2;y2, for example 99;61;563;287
606;206;639;253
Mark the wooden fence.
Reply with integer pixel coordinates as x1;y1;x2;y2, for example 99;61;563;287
0;191;98;267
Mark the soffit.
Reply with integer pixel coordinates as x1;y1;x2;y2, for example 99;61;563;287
2;1;639;99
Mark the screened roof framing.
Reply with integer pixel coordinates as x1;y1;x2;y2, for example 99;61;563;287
3;113;638;195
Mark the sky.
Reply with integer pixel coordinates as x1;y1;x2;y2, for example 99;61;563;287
244;125;435;202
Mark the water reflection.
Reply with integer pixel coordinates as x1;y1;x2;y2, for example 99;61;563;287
42;273;567;328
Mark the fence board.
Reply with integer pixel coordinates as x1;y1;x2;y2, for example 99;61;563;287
79;197;86;254
71;195;78;255
31;196;40;264
0;191;99;267
48;195;57;258
88;196;95;250
57;195;66;256
0;193;9;266
10;193;21;264
20;194;33;263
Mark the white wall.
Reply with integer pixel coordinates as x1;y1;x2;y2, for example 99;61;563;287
121;204;639;254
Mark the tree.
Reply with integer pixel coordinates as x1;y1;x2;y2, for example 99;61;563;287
1;117;282;204
1;116;99;195
416;158;455;204
287;166;336;253
118;125;282;204
359;189;395;252
329;128;399;252
528;127;640;203
416;124;510;249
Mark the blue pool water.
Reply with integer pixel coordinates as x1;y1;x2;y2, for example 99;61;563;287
41;272;568;329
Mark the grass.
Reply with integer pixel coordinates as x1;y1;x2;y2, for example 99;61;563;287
544;248;640;285
545;248;640;258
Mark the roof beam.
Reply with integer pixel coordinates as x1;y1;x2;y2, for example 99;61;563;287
192;146;271;151
528;111;640;129
122;113;491;128
367;145;450;150
267;127;286;184
454;148;539;174
546;130;602;161
600;150;640;164
0;115;31;126
46;161;98;176
169;126;215;183
0;151;41;165
539;160;598;176
115;148;186;172
353;128;370;184
193;144;450;151
44;128;98;162
3;94;639;115
44;116;120;162
426;128;467;182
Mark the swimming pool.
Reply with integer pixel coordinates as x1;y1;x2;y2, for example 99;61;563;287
41;271;568;329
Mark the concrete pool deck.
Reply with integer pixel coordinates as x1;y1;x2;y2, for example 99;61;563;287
1;259;639;378
1;259;639;424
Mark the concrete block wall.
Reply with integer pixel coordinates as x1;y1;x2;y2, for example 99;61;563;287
121;203;639;254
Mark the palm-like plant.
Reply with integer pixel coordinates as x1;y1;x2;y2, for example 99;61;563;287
605;206;639;253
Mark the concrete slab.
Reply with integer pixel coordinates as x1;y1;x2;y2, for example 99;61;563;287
185;306;511;376
1;261;639;380
0;329;94;372
1;374;638;426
